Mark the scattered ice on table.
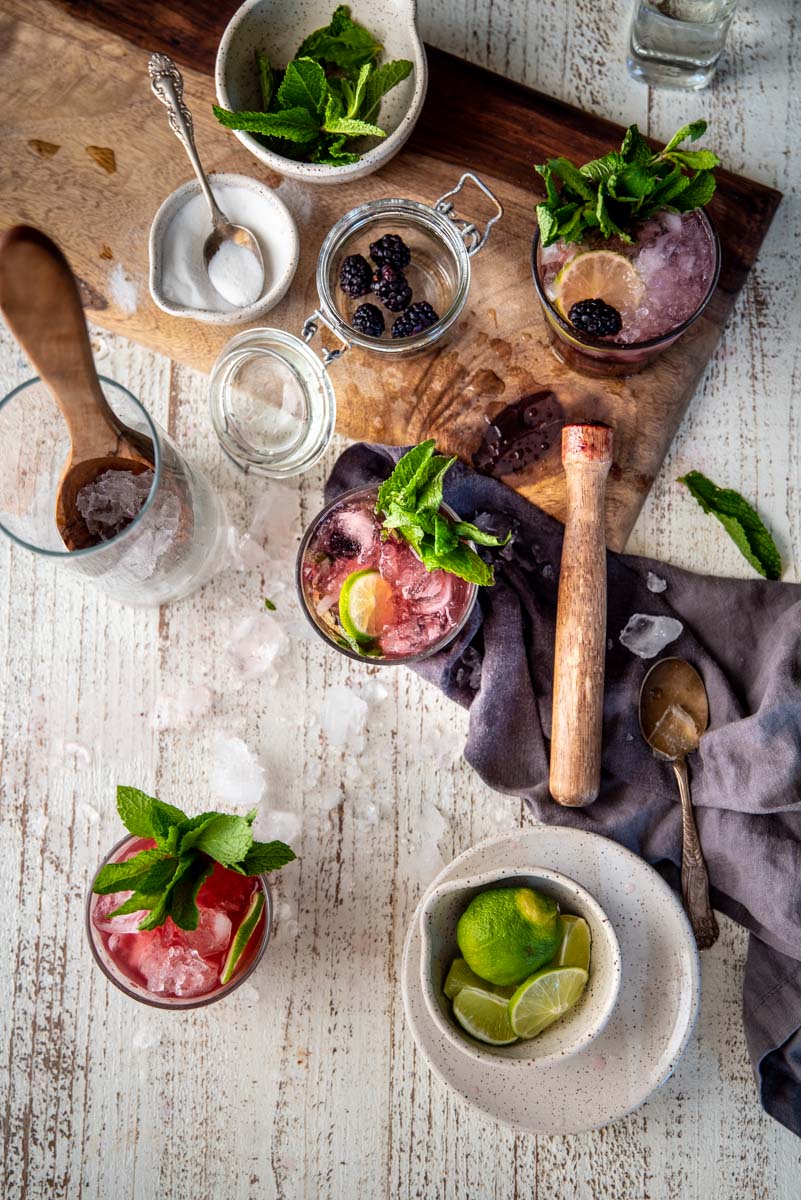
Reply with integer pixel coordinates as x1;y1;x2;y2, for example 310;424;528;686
274;897;300;941
140;943;217;997
77;469;153;541
78;802;100;825
63;739;93;765
224;613;288;689
646;571;668;594
426;716;465;769
489;801;513;828
247;487;301;564
355;798;379;826
316;684;369;752
406;801;447;885
92;892;148;934
108;262;138;315
238;982;260;1004
132;1026;162;1051
182;907;232;956
255;809;301;844
152;682;214;731
619;613;683;659
455;645;483;692
207;239;264;308
360;679;389;706
210;733;266;807
319;786;340;812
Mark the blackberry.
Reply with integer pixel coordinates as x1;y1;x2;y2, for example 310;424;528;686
350;303;385;338
371;264;412;312
391;301;440;338
339;254;372;298
369;233;411;270
567;298;623;337
326;528;360;558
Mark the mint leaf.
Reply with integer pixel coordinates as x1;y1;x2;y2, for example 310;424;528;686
580;151;623;184
434;513;459;555
264;597;277;610
135;855;181;894
322;114;385;138
213;105;320;143
312;137;360;166
662;119;707;154
241;840;297;874
417;455;457;511
116;786;186;837
621;124;652;165
376;440;435;512
296;8;382;70
361;58;413;123
451;520;511;548
673;170;716;211
181;814;254;866
92;848;169;894
256;50;276;110
151;800;186;850
418;541;494;586
168;858;215;931
536;203;559;247
678;471;781;580
276;57;327;115
342;62;371;118
107;890;160;917
667;148;721;171
549;157;595;201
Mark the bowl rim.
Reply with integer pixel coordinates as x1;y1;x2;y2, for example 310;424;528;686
419;865;623;1069
214;0;428;182
148;171;299;323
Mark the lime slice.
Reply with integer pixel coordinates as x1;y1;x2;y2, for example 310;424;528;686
555;250;644;325
339;568;394;644
552;915;591;971
456;886;562;987
220;890;266;985
444;958;487;999
452;986;518;1046
508;966;589;1039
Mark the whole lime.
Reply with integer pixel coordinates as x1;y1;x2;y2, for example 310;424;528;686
456;887;562;987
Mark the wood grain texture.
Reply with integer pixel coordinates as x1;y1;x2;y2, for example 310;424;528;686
1;2;801;1199
0;0;781;550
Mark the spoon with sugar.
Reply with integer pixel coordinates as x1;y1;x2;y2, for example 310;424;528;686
148;53;265;308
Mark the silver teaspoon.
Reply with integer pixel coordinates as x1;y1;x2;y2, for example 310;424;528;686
148;53;265;306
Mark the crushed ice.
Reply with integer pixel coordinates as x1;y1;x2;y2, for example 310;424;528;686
254;809;302;844
152;682;213;732
646;571;668;593
210;733;266;807
77;469;152;540
405;801;448;885
316;684;369;752
455;645;482;692
223;613;288;690
619;613;683;659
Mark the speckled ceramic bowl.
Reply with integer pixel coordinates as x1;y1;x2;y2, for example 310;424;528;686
420;866;622;1068
215;0;427;184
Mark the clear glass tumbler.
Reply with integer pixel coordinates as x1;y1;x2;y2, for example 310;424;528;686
0;376;228;605
627;0;739;90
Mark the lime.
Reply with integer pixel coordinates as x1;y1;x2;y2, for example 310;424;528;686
553;915;591;971
220;890;265;985
555;250;644;326
339;568;394;644
508;966;589;1039
443;957;517;1001
452;986;518;1046
456;887;562;987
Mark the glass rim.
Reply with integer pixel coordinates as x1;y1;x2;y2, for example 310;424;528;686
295;483;479;667
85;833;272;1010
316;197;472;355
0;375;163;559
530;208;722;354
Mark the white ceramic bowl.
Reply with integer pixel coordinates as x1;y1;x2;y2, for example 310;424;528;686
215;0;427;184
148;173;299;325
420;866;622;1068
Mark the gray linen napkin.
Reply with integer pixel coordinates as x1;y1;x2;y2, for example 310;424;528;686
326;442;801;1138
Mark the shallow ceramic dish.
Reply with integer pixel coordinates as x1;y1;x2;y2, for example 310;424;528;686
403;827;701;1134
149;173;299;325
420;866;621;1067
215;0;427;184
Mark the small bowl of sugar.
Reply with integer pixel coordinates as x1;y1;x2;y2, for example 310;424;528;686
149;172;299;324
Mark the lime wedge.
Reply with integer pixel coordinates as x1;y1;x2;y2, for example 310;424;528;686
220;890;266;985
453;986;518;1046
339;568;394;644
552;915;591;971
444;958;487;999
555;249;644;325
508;966;588;1039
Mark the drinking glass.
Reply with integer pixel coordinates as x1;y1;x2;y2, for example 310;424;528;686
0;376;228;605
627;0;739;90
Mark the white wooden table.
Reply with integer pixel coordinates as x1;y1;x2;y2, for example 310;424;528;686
2;2;800;1196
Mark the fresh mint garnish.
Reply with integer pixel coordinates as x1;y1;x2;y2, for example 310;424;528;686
213;5;412;167
375;441;510;586
678;472;781;580
93;786;296;932
264;597;277;611
536;119;720;247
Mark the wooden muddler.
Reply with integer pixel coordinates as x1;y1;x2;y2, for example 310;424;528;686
549;422;613;807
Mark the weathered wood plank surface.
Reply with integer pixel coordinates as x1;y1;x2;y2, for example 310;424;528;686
1;2;800;1199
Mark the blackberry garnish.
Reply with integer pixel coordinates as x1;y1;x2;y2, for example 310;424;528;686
339;254;372;298
369;233;411;270
371;264;412;312
567;298;623;337
351;303;385;338
326;529;360;558
391;301;440;339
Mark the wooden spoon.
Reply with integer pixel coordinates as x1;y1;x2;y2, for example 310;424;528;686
549;422;613;807
0;225;154;550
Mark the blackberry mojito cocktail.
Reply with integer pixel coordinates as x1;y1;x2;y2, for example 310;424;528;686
298;442;509;663
532;119;721;375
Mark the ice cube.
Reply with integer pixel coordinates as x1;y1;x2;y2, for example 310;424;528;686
210;733;266;807
274;898;300;941
132;1026;162;1050
140;943;218;997
646;571;668;593
63;739;92;765
224;614;288;689
316;684;369;751
405;801;448;885
619;613;683;659
319;786;340;812
92;891;148;934
254;809;301;844
76;468;153;540
455;645;482;692
118;490;181;579
181;907;232;956
152;682;214;732
247;487;302;564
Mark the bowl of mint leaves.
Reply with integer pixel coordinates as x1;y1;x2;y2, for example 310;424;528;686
215;1;426;183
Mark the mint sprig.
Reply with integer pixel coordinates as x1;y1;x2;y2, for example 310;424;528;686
375;442;510;587
536;119;720;247
93;787;296;932
213;5;412;168
678;472;781;580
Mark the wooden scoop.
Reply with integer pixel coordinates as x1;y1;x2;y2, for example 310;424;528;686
0;225;153;550
549;423;613;807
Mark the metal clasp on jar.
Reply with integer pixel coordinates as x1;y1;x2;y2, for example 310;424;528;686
434;172;504;256
301;309;353;365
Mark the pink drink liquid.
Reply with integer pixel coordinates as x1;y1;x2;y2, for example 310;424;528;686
537;210;716;344
91;838;265;1000
301;489;474;659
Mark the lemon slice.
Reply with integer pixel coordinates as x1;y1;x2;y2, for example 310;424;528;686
339;568;394;643
555;250;644;325
552;915;591;971
453;986;518;1045
508;966;589;1039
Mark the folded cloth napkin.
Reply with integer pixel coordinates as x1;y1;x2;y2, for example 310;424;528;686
327;442;801;1138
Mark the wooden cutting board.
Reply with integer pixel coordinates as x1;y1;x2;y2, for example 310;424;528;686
0;0;781;549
